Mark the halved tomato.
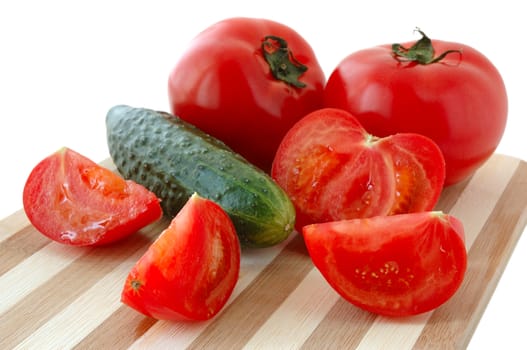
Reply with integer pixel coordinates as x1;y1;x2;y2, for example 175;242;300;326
23;147;162;246
121;193;241;321
302;211;467;316
271;108;445;228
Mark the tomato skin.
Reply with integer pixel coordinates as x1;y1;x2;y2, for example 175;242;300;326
121;193;241;321
324;37;507;185
168;17;326;171
302;212;467;316
22;148;162;246
271;108;445;229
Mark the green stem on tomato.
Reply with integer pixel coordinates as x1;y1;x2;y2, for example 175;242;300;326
262;35;308;88
391;28;462;64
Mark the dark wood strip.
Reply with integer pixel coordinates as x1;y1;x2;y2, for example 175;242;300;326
0;209;29;235
73;306;157;350
187;233;312;349
434;175;472;212
301;299;377;349
414;160;527;349
0;224;50;276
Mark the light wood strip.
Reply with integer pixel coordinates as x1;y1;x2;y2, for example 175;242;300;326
414;159;527;349
357;313;432;350
0;209;29;243
0;242;87;315
354;154;520;349
243;268;340;349
449;155;521;248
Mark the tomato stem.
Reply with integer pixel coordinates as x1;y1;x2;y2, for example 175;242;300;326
262;35;308;88
131;279;142;292
430;210;448;222
391;28;462;65
364;133;379;146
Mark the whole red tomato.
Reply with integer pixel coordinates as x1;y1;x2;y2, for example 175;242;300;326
168;17;326;171
324;29;507;185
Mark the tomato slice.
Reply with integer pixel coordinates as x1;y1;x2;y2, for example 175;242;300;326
302;211;467;316
22;147;162;246
271;108;445;228
121;193;241;321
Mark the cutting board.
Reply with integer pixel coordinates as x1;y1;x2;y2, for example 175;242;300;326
1;153;526;349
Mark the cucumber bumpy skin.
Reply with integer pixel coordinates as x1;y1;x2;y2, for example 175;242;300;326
106;105;295;248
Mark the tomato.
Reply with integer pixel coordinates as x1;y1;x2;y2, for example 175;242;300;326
271;108;445;229
22;147;162;246
324;29;508;185
121;193;240;321
302;211;467;316
168;17;326;171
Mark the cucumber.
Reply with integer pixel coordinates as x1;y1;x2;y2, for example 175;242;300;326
106;105;295;247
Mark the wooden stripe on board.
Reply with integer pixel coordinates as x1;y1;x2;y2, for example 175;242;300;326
74;305;158;350
0;225;50;276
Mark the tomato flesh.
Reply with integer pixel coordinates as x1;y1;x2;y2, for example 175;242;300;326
121;193;241;321
22;148;162;246
271;108;445;229
302;211;467;316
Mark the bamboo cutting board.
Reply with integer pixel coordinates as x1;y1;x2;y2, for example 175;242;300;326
1;153;526;349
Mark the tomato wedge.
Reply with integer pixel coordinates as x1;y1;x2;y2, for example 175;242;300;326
302;211;467;316
121;193;241;321
271;108;445;228
23;147;162;246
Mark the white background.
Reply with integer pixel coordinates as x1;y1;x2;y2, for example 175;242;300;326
1;1;525;348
